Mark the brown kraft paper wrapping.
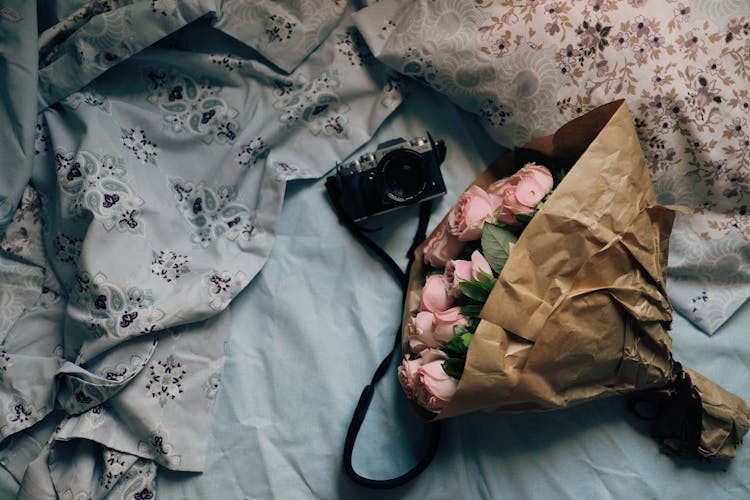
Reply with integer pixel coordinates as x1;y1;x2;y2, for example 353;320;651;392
402;100;750;459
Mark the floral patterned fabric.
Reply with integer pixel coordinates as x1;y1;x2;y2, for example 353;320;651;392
0;0;405;497
213;0;347;73
355;0;750;334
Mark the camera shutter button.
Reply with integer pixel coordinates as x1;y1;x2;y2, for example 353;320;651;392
348;160;361;174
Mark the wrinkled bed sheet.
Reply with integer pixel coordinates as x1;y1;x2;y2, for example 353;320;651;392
153;89;750;499
0;1;403;497
353;0;750;336
0;1;748;498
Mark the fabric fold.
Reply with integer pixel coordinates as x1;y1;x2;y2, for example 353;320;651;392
0;1;38;239
1;2;408;496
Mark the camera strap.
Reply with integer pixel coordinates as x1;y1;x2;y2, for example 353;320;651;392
325;176;442;489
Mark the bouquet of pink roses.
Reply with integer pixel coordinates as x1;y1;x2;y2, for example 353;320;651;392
400;162;557;413
397;100;749;460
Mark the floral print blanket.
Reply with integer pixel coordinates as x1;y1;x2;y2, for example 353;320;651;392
354;0;750;334
0;1;403;497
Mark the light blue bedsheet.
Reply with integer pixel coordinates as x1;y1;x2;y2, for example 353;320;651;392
0;2;746;497
157;87;750;500
0;1;404;496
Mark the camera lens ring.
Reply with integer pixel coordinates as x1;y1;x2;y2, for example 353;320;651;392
377;149;429;204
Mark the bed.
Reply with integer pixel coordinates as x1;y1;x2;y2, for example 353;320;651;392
0;1;748;498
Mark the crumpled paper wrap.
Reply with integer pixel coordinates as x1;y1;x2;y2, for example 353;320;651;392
403;100;749;459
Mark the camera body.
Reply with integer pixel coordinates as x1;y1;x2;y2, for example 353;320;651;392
330;135;447;221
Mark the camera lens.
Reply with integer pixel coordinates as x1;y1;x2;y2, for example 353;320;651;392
378;150;428;203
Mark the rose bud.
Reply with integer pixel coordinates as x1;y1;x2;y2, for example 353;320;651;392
469;251;493;280
448;185;495;241
408;311;438;352
515;177;547;207
423;223;465;268
518;162;554;193
397;349;447;400
415;359;459;412
488;162;553;227
445;250;493;295
433;307;468;342
420;274;453;313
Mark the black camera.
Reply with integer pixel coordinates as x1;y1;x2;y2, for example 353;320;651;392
327;135;447;221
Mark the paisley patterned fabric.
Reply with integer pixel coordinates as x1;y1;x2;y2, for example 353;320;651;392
0;0;405;497
213;0;347;73
355;0;750;334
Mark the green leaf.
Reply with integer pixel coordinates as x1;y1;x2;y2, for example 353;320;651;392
481;223;518;274
555;168;567;184
460;332;474;348
460;304;483;317
515;213;533;224
478;269;495;281
478;277;496;293
466;317;480;332
459;281;490;302
442;336;468;357
453;293;474;307
442;358;465;379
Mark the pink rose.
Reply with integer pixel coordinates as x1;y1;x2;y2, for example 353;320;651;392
445;250;493;295
409;311;438;352
398;348;446;400
488;180;532;226
433;307;468;341
447;185;495;241
515;177;547;206
488;162;553;226
420;274;453;312
517;162;554;196
470;250;493;279
487;177;510;198
423;223;465;268
408;307;467;352
415;358;459;412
